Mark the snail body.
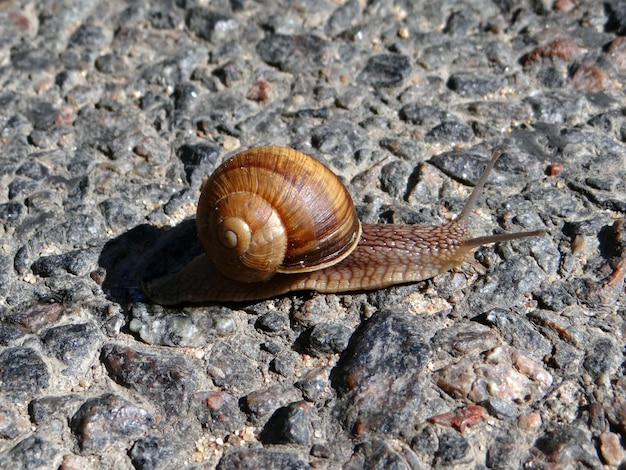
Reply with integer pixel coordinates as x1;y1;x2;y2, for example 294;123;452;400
144;146;543;304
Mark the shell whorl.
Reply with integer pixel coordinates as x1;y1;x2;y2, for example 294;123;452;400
196;146;362;282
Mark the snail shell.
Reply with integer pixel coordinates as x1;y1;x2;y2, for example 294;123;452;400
196;146;361;282
144;146;544;304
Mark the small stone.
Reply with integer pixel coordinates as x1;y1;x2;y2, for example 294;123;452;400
185;8;236;43
16;161;49;180
67;23;107;49
425;121;474;143
530;426;601;468
399;104;455;127
101;344;199;417
524;38;580;65
256;34;330;73
261;341;282;355
8;178;39;199
533;282;577;311
378;160;411;200
310;444;331;458
29;394;82;425
435;344;552;403
294;368;331;403
0;406;30;439
148;9;179;29
487;434;520;469
216;448;309;470
536;66;566;88
599;431;624;466
41;323;101;374
261;401;315;446
411;425;438;456
606;2;626;35
333;310;431;435
243;387;302;418
428;404;488;432
270;353;296;377
129;435;175;470
8;303;63;333
246;80;271;101
469;256;545;312
310;121;367;155
583;337;615;381
255;311;289;333
172;82;198;111
0;324;25;346
571;64;608;92
0;347;49;396
345;440;421;469
207;343;261;391
0;436;60;469
130;304;235;347
70;394;151;453
31;247;100;277
0;201;24;227
447;72;502;97
325;0;360;36
378;138;424;161
10;45;52;71
483;398;519;419
435;433;471;465
485;308;552;359
98;197;139;232
213;60;240;88
443;11;476;36
356;54;411;87
305;322;351;357
195;391;245;435
175;143;220;185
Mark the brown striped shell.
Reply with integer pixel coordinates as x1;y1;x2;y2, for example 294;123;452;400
196;146;362;282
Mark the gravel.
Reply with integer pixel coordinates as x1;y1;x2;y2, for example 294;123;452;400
1;0;625;468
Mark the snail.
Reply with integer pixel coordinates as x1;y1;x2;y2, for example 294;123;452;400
144;146;544;304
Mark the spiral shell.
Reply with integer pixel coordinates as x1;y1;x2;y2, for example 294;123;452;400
196;146;362;282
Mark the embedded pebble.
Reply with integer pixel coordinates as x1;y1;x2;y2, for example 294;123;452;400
333;310;431;435
194;391;246;435
435;344;552;404
261;401;316;446
41;322;101;374
447;72;502;97
70;394;151;453
344;440;421;469
304;322;352;357
435;432;471;465
185;8;237;44
294;368;331;404
0;435;60;470
216;448;309;470
8;303;63;333
356;54;412;87
31;247;100;277
0;347;49;397
256;34;330;73
130;303;235;347
488;435;524;469
129;435;176;470
0;406;30;439
244;387;302;419
527;426;602;468
101;344;199;417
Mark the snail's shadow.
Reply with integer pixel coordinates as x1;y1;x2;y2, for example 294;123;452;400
98;219;202;307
